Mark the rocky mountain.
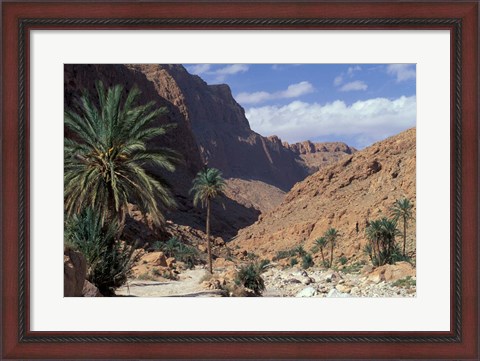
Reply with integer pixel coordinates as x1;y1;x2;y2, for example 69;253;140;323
127;64;310;191
232;128;416;265
285;140;357;173
64;64;258;239
64;64;355;240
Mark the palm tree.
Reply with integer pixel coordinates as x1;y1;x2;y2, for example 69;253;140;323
324;228;339;268
365;219;382;265
314;236;328;267
64;81;180;228
378;217;400;264
190;167;225;274
365;217;400;265
390;198;414;257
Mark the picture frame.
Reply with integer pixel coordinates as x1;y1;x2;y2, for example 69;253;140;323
1;1;478;359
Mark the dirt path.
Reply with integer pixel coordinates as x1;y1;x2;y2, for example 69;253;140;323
115;268;226;297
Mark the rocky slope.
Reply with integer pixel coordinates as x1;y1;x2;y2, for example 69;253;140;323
285;141;357;173
223;178;286;213
232;128;416;265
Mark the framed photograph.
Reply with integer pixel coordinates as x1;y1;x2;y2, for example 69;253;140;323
1;1;478;360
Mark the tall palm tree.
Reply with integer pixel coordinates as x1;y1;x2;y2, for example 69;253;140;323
390;198;414;257
190;167;225;274
64;81;180;228
314;236;328;267
324;228;339;268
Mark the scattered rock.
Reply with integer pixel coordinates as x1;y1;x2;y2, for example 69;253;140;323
336;284;351;293
327;288;351;298
296;287;317;297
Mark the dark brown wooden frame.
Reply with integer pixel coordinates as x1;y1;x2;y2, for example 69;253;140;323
1;1;478;360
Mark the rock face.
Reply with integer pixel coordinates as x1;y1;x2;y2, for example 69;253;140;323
222;178;286;213
64;248;87;297
285;141;357;173
128;64;310;191
232;128;416;264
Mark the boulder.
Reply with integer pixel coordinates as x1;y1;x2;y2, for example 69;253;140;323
166;257;176;268
367;261;416;283
325;271;341;283
82;280;103;297
140;251;168;267
295;287;317;297
214;237;225;246
213;257;235;269
64;248;87;297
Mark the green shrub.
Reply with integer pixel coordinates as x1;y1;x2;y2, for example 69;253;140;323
339;256;348;265
290;258;298;267
392;276;416;288
340;261;365;274
301;253;314;269
234;260;269;295
274;245;307;261
154;236;199;268
65;208;136;296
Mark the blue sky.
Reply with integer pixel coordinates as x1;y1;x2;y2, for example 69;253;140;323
184;64;416;149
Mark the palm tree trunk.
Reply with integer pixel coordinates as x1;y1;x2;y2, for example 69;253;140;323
403;216;407;257
371;240;378;265
206;199;212;274
320;248;325;267
329;240;334;268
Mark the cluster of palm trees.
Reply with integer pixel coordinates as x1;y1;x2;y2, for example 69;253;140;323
64;81;226;293
312;198;414;269
365;198;414;266
314;227;339;268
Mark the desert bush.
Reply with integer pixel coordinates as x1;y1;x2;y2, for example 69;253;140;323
65;208;137;296
290;258;298;267
301;253;314;269
274;245;307;261
340;260;365;274
392;276;416;289
339;256;348;265
154;236;199;268
234;260;269;295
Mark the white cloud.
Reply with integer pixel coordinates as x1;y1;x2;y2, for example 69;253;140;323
215;64;249;76
339;80;368;92
347;65;362;75
333;75;343;86
387;64;416;82
334;66;366;90
245;95;416;148
186;64;211;75
236;81;314;104
186;64;249;82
